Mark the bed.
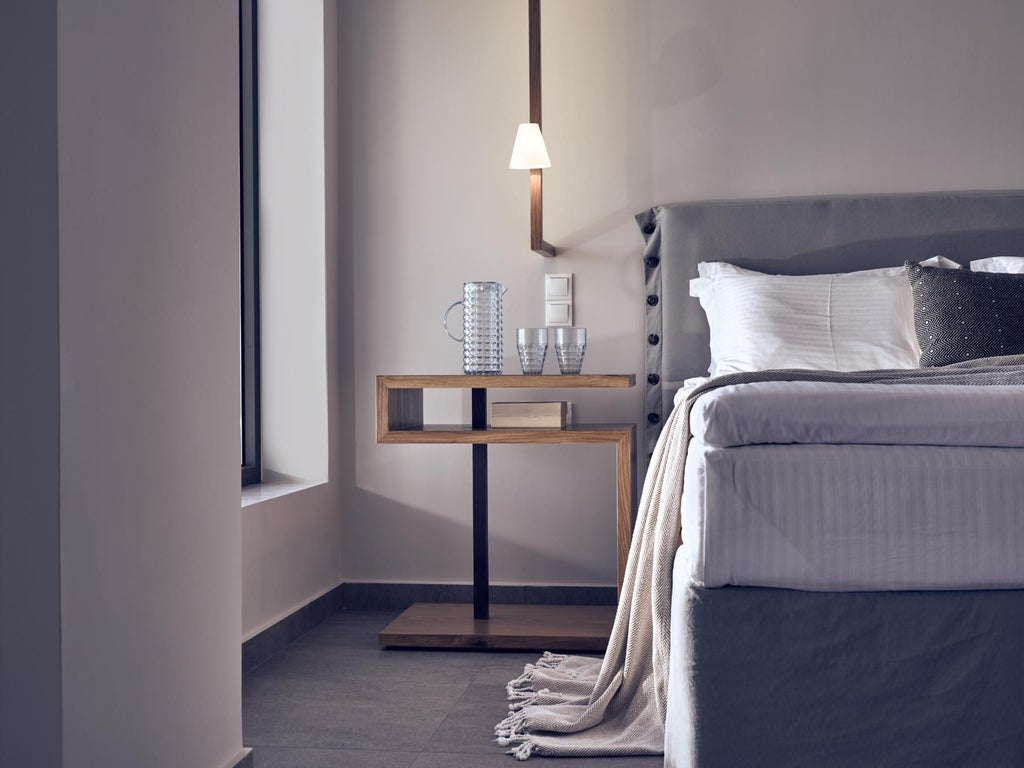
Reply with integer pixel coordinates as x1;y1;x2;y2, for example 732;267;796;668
636;191;1024;767
497;191;1024;765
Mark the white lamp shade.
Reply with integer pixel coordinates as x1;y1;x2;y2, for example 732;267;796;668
508;123;551;169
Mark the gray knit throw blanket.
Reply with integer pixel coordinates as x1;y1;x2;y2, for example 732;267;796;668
495;356;1024;760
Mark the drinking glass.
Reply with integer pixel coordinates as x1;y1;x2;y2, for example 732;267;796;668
516;328;548;375
554;327;586;375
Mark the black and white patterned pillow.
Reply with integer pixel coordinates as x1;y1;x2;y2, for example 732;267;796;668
906;261;1024;366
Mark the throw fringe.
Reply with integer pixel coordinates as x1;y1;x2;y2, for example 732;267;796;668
510;739;535;760
495;712;536;761
506;668;536;696
507;688;544;711
536;651;567;668
495;708;528;745
504;651;566;708
496;652;569;756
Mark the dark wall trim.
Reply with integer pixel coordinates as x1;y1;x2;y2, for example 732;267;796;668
242;584;345;674
242;583;616;673
340;582;617;610
0;2;63;765
240;0;261;487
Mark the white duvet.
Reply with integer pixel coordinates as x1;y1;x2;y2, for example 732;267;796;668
680;381;1024;591
690;381;1024;448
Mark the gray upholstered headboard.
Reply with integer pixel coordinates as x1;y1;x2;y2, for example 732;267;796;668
635;190;1024;455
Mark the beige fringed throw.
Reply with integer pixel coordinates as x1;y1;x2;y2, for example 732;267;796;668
495;372;689;759
495;358;1024;760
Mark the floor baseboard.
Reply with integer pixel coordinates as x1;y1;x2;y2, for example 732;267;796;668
242;584;345;674
242;582;616;672
340;582;617;610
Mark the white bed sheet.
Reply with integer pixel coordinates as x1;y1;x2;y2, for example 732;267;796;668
690;381;1024;449
678;381;1024;591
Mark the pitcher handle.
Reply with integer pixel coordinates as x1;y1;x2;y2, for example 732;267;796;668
442;300;464;342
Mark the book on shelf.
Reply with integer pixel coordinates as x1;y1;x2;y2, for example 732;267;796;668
490;401;569;429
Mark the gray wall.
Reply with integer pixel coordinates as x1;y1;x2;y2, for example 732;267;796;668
0;2;62;766
336;0;1024;588
58;1;243;766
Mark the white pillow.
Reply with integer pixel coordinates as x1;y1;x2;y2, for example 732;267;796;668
688;257;960;376
969;257;1024;274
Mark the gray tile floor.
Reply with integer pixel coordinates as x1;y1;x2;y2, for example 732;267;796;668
243;609;664;767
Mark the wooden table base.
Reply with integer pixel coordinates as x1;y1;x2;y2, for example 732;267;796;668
379;603;616;651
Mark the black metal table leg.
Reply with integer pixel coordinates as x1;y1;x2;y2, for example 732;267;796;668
471;388;488;620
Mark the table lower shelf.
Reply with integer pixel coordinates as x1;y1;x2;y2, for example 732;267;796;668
379;603;616;651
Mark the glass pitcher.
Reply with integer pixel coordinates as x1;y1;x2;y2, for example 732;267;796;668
443;281;507;375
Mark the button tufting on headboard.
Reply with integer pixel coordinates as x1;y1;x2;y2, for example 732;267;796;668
636;206;665;459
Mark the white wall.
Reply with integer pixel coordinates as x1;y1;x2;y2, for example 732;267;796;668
58;2;243;766
241;0;346;640
337;0;1024;588
0;2;62;765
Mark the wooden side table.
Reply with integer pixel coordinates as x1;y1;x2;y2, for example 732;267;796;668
375;374;636;650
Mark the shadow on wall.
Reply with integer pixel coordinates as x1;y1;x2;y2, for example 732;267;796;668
547;10;720;253
651;26;721;109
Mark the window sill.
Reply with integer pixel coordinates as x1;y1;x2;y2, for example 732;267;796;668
242;475;325;508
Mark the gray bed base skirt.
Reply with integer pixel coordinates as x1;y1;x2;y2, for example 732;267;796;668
667;551;1024;768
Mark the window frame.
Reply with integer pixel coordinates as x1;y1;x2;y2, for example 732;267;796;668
240;0;261;487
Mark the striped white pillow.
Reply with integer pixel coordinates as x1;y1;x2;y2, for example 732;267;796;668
689;257;960;376
969;257;1024;274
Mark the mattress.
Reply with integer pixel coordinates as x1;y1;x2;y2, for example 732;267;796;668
679;381;1024;591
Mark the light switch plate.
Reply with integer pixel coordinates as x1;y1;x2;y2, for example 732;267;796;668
545;273;573;326
545;274;572;299
546;301;572;326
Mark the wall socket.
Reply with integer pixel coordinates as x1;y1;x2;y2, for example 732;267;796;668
544;273;573;326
